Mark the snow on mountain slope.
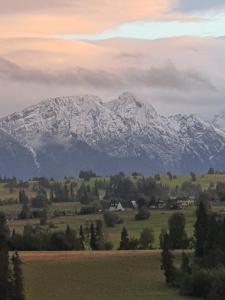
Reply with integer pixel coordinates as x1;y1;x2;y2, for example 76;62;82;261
1;92;225;177
212;111;225;132
0;129;37;178
0;95;127;152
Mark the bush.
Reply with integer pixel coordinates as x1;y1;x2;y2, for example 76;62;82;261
104;241;113;250
103;212;123;227
135;207;150;221
139;228;154;249
79;206;97;215
180;268;212;298
128;237;139;250
209;268;225;300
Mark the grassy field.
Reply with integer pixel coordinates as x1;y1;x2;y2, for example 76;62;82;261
2;203;225;248
21;251;195;300
1;173;225;248
6;207;196;248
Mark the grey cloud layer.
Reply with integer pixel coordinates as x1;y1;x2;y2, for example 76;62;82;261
0;58;215;91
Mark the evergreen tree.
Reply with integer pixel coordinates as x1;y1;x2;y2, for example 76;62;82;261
65;225;76;250
90;223;97;250
70;183;75;201
39;209;48;226
168;213;189;249
190;172;197;182
139;227;154;249
93;181;100;200
0;212;10;300
11;252;25;300
64;184;69;202
180;252;191;275
19;190;29;205
119;227;129;250
49;188;54;203
79;225;85;250
77;183;89;205
95;220;105;250
161;232;177;285
194;200;209;257
19;202;31;220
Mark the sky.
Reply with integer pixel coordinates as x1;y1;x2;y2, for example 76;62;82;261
1;0;225;118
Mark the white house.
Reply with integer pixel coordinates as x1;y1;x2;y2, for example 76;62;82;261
131;200;138;209
109;200;125;212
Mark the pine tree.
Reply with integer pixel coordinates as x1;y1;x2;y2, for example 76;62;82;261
64;184;69;202
11;252;25;300
95;220;105;250
194;200;209;257
180;252;191;275
168;212;188;249
70;183;75;201
49;188;54;203
93;181;100;200
40;209;48;226
0;212;10;300
90;223;97;250
161;232;177;285
119;227;130;250
79;225;85;250
19;190;29;205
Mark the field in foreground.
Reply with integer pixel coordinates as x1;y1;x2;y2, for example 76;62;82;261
21;251;195;300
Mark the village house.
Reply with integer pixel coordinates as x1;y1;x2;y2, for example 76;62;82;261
108;200;125;212
168;196;196;210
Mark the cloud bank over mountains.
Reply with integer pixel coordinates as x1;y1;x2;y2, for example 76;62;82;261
0;0;225;118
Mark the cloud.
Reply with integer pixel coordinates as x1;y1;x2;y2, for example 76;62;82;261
0;57;215;92
0;36;224;119
178;0;225;11
0;0;174;37
127;63;216;91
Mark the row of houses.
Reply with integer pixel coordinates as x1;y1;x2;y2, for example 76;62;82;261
108;196;196;212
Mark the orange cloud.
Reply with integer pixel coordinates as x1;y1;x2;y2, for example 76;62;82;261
0;0;176;38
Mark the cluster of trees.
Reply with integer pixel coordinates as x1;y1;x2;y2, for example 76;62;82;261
103;211;124;227
170;181;202;199
79;170;97;181
9;220;115;251
18;188;50;221
84;221;113;250
161;200;225;299
104;174;169;208
0;212;25;300
119;227;154;250
49;182;77;203
162;212;189;250
10;224;83;251
76;182;99;205
7;218;158;252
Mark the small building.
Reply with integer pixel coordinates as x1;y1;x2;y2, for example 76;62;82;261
131;200;138;210
109;200;125;212
168;196;196;210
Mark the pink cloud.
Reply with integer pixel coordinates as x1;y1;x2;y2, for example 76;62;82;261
0;0;178;37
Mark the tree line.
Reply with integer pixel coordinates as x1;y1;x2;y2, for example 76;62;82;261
0;212;25;300
161;199;225;299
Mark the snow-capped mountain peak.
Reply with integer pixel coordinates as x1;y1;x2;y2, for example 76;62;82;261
1;92;225;178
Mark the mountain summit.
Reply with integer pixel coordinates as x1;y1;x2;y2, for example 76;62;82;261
1;93;225;178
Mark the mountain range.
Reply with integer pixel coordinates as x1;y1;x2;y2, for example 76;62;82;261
1;92;225;178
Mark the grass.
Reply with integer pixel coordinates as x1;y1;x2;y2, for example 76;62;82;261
22;251;194;300
2;173;225;248
7;207;196;248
